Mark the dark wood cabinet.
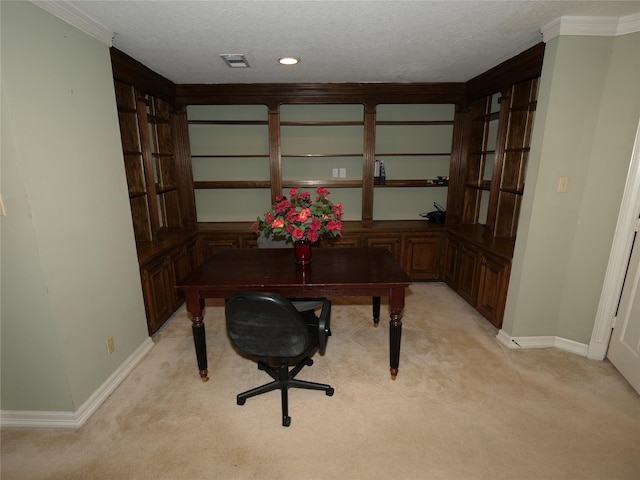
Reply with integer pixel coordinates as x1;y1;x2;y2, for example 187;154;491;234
140;255;174;334
404;234;442;280
198;221;445;281
112;49;198;334
444;235;479;304
366;236;401;263
477;252;511;327
444;226;514;327
138;234;199;334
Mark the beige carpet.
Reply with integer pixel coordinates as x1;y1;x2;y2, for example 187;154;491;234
2;283;639;480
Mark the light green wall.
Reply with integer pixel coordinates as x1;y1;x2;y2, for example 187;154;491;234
1;2;149;411
503;32;640;343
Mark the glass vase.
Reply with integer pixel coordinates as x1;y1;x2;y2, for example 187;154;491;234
293;240;312;265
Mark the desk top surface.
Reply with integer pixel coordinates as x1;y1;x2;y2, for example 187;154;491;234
177;247;412;291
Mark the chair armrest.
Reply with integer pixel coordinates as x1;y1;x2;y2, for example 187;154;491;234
317;299;332;355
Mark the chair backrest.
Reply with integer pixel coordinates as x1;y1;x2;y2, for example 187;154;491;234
226;291;309;358
256;233;292;249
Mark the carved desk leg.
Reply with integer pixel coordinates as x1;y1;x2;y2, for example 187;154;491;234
388;287;405;380
186;292;208;382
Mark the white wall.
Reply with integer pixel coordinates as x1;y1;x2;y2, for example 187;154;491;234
503;31;640;344
1;1;149;412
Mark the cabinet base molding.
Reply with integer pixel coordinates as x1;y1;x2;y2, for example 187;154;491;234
496;330;588;357
0;338;155;429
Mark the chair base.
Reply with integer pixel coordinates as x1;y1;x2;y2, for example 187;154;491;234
236;358;334;427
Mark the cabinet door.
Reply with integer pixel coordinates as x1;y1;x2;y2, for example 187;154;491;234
457;245;480;305
170;241;199;309
366;236;401;263
443;236;462;288
403;234;442;280
200;235;242;260
141;257;173;334
476;254;511;328
322;235;361;248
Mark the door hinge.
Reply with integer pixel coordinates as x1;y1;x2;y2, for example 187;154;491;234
634;218;640;232
611;316;617;329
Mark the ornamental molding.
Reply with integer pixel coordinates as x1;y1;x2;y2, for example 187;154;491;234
542;13;640;42
31;0;114;46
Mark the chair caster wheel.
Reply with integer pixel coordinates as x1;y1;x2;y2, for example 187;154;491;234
283;416;291;427
326;387;334;396
237;397;246;406
305;358;314;366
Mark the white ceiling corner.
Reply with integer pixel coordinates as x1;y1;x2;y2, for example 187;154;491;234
542;13;640;42
31;0;114;46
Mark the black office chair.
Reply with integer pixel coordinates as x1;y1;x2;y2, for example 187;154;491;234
225;291;334;427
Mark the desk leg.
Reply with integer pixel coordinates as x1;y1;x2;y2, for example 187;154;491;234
373;296;381;326
186;293;208;382
389;287;405;379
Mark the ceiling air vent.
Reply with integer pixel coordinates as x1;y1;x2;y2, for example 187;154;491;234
220;54;250;68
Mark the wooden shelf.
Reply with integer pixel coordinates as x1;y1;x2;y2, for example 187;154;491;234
499;187;524;195
281;153;363;158
191;154;269;159
466;180;492;191
188;120;268;125
375;152;452;157
376;180;449;188
282;179;362;188
280;121;363;126
375;120;454;126
193;180;271;189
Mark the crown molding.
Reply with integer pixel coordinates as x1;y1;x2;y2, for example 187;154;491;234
542;13;640;42
31;0;114;46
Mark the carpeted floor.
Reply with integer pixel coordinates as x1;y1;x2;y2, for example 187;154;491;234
2;283;639;480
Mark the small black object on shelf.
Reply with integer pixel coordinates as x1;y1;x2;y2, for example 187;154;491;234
420;202;446;224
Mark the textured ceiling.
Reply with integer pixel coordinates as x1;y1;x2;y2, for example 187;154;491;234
65;0;640;84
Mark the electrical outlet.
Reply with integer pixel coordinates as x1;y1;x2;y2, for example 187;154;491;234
339;168;346;178
557;176;569;193
332;168;339;178
106;337;115;355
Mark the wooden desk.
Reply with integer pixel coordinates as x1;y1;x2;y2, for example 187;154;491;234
176;247;412;381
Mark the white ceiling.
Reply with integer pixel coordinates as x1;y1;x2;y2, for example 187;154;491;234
56;1;640;84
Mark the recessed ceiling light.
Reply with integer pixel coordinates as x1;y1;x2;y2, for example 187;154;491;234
279;57;300;66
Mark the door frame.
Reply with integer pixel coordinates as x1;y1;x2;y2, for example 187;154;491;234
589;119;640;360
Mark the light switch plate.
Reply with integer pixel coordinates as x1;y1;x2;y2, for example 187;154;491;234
558;176;569;193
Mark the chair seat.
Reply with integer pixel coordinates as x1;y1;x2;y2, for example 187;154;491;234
291;299;324;312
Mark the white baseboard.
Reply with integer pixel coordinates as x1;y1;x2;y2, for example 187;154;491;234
0;337;154;429
496;329;589;357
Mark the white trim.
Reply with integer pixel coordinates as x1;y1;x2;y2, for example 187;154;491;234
589;120;640;360
618;13;640;36
30;0;114;46
542;14;640;42
0;338;154;429
496;330;589;357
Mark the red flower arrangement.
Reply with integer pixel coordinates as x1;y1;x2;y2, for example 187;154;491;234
253;187;343;243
